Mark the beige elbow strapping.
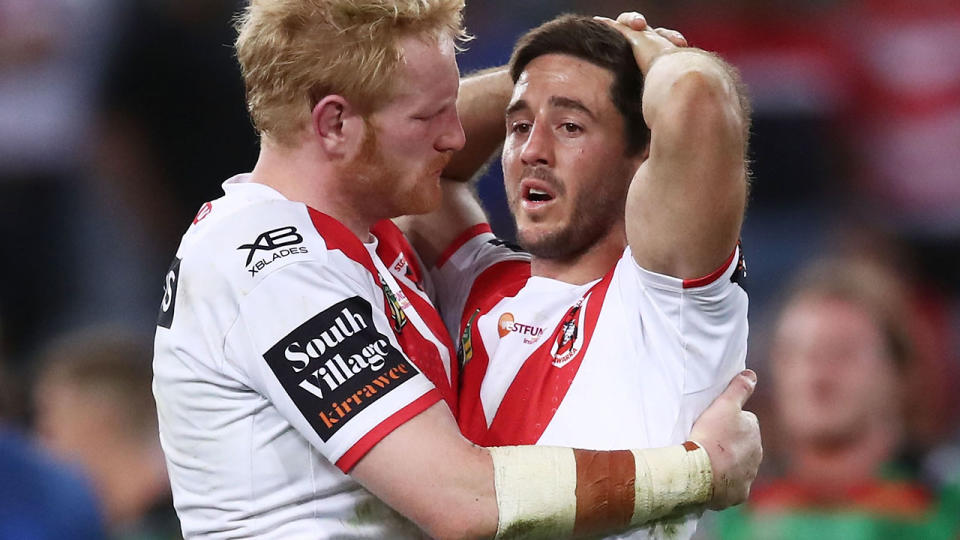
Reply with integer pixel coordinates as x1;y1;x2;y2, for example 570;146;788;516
489;442;712;539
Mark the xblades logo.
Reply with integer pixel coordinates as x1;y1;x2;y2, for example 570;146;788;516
238;226;309;276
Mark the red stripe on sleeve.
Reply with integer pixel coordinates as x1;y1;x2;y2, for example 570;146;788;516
682;247;737;289
435;223;493;269
335;390;441;473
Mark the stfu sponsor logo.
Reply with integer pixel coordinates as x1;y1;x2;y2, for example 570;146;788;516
263;296;418;441
497;312;545;344
238;226;309;276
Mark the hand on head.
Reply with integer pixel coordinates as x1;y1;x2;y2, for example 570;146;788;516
594;12;688;70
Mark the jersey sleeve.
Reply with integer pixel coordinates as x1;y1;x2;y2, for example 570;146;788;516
428;224;531;340
228;260;439;472
622;245;749;410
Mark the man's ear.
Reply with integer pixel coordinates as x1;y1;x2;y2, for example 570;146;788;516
311;95;364;158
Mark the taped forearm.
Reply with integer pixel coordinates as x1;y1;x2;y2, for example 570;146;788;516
489;442;712;539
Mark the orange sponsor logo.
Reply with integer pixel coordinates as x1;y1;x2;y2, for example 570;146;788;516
498;312;545;343
498;313;514;338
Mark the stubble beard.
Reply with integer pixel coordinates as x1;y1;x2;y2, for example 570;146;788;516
510;169;628;261
343;126;446;219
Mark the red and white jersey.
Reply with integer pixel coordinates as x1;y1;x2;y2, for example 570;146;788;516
432;225;748;539
153;174;456;539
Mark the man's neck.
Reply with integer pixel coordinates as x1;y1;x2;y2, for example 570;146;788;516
250;141;373;240
530;230;626;285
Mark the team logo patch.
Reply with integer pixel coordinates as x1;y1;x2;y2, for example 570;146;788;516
549;296;589;368
157;257;181;329
263;297;418;441
238;226;309;276
379;276;408;333
458;309;479;370
497;312;545;343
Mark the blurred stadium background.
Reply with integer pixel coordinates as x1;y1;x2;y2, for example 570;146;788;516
1;0;958;538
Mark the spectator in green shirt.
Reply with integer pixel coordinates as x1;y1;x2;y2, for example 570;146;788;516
705;256;960;540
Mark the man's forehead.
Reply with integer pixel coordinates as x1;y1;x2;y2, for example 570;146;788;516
391;33;460;102
510;53;613;112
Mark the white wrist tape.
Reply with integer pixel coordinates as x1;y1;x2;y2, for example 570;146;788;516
489;442;713;539
489;446;577;539
630;441;713;524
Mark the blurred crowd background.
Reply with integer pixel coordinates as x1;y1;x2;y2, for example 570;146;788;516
1;0;958;538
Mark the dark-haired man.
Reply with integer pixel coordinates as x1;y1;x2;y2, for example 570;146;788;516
400;12;752;538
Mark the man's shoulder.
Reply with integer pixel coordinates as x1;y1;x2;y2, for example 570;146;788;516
176;197;376;289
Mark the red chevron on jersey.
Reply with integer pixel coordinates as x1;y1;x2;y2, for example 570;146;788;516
372;220;459;410
482;268;615;446
311;213;456;412
456;260;531;442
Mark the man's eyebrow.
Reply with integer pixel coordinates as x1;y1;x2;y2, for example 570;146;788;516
549;96;595;120
505;96;597;120
505;99;528;117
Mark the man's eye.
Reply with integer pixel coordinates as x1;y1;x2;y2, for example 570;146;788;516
561;123;581;134
511;122;532;134
414;109;442;121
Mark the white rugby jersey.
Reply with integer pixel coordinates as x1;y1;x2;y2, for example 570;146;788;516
153;174;456;539
431;225;748;540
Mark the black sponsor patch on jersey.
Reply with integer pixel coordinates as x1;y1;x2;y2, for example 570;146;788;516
263;296;418;442
157;257;181;329
731;241;747;286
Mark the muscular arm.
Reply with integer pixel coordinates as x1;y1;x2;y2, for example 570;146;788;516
605;16;750;279
394;68;513;268
349;371;761;539
351;402;498;539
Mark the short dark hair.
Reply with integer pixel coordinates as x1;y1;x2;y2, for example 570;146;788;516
509;14;649;155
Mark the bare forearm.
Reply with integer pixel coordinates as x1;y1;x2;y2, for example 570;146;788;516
642;49;748;145
442;66;513;182
627;47;750;279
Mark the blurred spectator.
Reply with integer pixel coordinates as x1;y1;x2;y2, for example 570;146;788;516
838;0;960;290
32;327;179;540
95;0;259;265
0;427;107;540
0;0;119;365
1;351;106;539
671;0;960;297
702;257;960;539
